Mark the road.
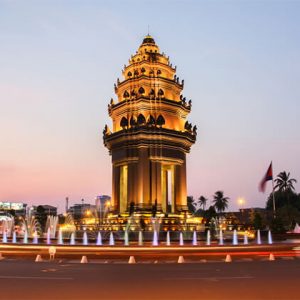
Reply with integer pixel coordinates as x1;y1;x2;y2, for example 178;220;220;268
0;258;299;300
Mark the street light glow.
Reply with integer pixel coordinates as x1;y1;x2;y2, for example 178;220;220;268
237;197;245;206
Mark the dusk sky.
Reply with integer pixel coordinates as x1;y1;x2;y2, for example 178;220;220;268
1;0;299;212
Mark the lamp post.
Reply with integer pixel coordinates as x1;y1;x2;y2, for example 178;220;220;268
237;197;246;229
238;197;245;210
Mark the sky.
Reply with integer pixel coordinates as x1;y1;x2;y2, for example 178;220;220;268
0;0;299;212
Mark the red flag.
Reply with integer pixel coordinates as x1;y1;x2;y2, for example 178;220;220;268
259;162;273;193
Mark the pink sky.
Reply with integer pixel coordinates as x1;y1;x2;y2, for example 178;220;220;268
1;1;299;212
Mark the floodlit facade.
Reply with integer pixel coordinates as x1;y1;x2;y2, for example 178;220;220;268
103;35;196;216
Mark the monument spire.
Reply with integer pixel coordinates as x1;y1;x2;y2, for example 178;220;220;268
103;35;197;216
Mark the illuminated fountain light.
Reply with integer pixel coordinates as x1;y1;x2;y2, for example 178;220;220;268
219;229;224;246
268;230;273;244
33;231;38;244
124;230;129;246
96;232;102;246
232;229;238;245
244;233;248;245
138;231;143;246
23;230;28;244
58;228;63;245
179;232;184;246
45;215;58;239
152;230;158;246
12;231;17;243
109;232;115;246
206;230;211;246
2;231;7;243
83;231;88;246
166;231;171;246
192;230;198;246
257;229;261;245
70;232;75;245
46;228;51;245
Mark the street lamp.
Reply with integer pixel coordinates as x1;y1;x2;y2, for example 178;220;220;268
237;197;245;209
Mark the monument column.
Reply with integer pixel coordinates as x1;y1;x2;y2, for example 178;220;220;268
103;34;196;217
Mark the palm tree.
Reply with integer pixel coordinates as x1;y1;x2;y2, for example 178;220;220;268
274;171;297;192
198;196;208;210
213;191;229;214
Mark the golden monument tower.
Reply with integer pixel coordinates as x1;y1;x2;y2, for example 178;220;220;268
103;35;196;217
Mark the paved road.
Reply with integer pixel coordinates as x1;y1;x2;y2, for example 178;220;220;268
0;258;299;300
0;243;298;260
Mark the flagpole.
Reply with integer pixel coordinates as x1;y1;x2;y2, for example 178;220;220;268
271;162;276;217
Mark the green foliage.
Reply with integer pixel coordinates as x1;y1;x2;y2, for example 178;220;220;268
198;196;208;210
265;171;299;230
266;190;300;211
213;191;229;214
252;212;263;230
187;196;196;213
270;216;286;234
274;171;297;192
203;205;217;220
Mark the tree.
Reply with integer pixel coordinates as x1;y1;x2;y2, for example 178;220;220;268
204;205;217;220
187;196;196;213
252;212;263;230
198;196;208;210
213;191;229;214
266;190;300;211
274;171;297;192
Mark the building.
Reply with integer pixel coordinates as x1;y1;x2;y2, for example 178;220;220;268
68;203;97;220
30;205;57;216
0;201;27;217
103;35;196;216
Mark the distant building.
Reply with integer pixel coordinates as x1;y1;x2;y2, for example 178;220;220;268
68;203;97;220
223;207;267;229
30;205;57;216
0;201;27;217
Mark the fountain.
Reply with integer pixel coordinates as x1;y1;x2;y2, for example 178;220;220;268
109;232;115;246
179;232;184;246
138;231;143;246
1;218;14;238
268;230;273;244
12;231;17;243
23;230;28;244
244;233;248;245
45;215;58;239
27;217;41;238
83;231;88;245
257;229;261;245
219;229;224;245
152;230;158;246
70;232;75;245
293;223;300;233
166;231;171;246
33;231;38;244
58;228;63;245
232;229;238;245
2;231;7;243
46;227;51;244
206;230;211;246
124;230;129;246
96;232;102;246
192;230;197;246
